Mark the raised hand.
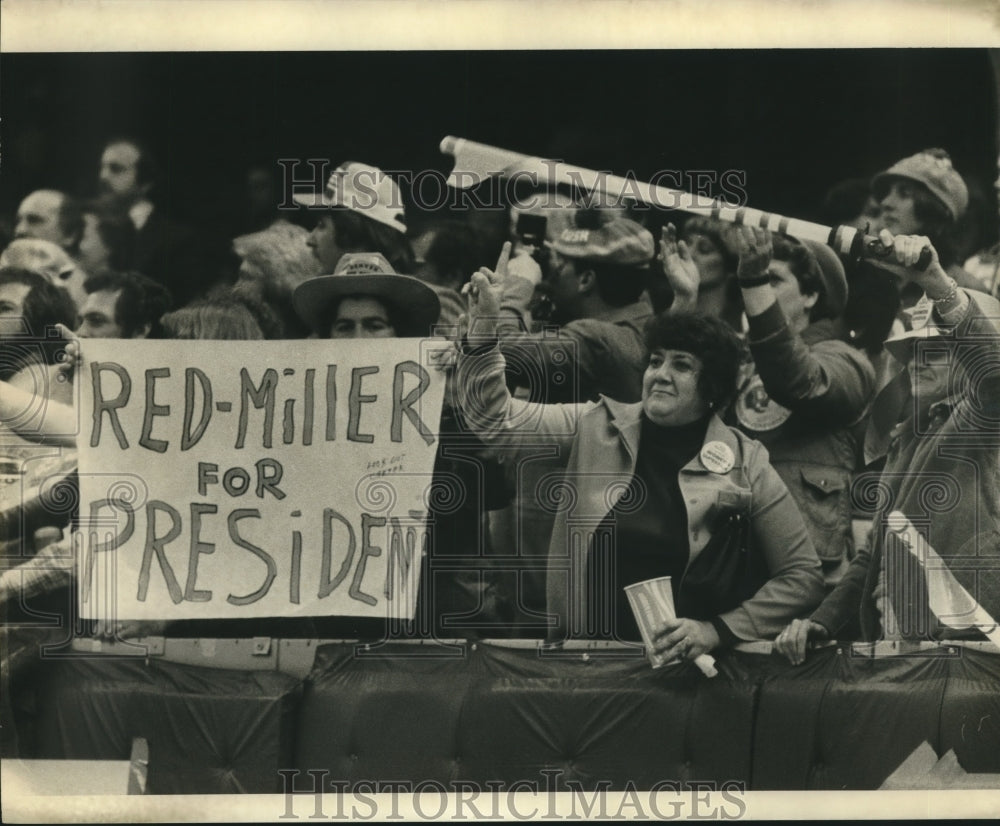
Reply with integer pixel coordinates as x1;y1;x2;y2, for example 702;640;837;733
461;241;511;338
734;226;774;285
54;323;82;379
660;223;700;312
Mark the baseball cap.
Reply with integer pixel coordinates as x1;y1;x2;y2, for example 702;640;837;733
292;161;407;234
292;252;440;338
549;217;655;267
872;149;969;222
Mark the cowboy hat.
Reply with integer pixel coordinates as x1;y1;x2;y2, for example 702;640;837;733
292;252;440;337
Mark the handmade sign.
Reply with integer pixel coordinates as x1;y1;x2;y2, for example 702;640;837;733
76;339;449;621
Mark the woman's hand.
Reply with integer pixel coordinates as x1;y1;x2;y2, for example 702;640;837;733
773;617;829;665
54;323;82;379
460;241;510;339
875;230;950;297
660;223;700;312
652;617;720;662
734;226;773;284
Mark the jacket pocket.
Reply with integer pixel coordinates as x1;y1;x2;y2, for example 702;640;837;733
796;467;852;563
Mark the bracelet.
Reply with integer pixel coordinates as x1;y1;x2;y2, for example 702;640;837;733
930;276;959;305
738;274;771;289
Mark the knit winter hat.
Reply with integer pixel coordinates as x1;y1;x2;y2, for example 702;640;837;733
872;149;969;222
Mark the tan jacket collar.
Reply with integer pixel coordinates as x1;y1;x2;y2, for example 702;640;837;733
601;397;736;470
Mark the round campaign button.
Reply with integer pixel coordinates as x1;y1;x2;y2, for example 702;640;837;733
700;441;735;474
735;374;792;433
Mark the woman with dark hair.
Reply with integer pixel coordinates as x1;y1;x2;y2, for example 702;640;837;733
870;148;981;295
294;161;415;275
669;226;877;587
321;208;415;274
411;219;486;328
0;268;77;450
819;177;882;231
0;267;76;381
456;260;824;660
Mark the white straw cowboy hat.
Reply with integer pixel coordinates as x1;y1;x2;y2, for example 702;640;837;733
292;252;440;337
883;291;1000;362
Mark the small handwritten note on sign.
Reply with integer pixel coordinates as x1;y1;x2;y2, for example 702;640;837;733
76;339;449;621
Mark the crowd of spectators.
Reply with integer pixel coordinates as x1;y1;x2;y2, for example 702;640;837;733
1;137;998;676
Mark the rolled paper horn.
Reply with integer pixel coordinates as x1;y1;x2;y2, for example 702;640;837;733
440;136;931;271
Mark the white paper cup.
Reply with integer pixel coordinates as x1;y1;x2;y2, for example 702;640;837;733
624;576;676;669
624;576;718;677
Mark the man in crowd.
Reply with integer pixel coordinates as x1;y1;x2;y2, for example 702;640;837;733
14;189;84;257
76;270;172;339
97;137;213;306
498;208;656;404
776;232;1000;661
729;228;875;586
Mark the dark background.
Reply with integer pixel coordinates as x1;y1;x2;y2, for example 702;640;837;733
2;49;998;244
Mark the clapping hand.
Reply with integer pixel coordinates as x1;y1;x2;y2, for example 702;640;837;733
734;226;774;284
660;223;700;312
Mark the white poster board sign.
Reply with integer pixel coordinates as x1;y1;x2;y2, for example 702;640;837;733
76;338;448;621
